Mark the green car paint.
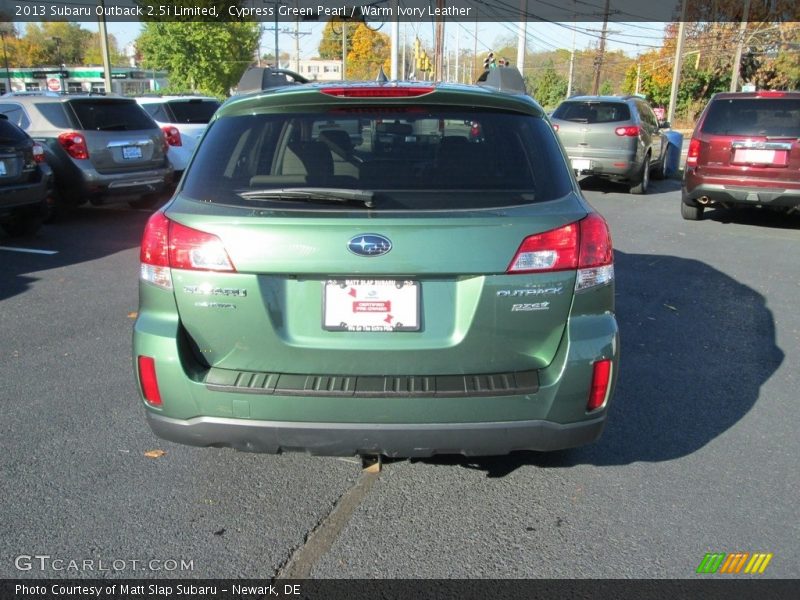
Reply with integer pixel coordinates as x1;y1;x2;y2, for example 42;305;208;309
133;80;619;457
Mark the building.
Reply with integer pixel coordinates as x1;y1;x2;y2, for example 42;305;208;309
0;66;168;96
294;59;342;82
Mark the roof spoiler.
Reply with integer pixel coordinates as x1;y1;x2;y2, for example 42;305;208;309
235;67;309;94
476;67;527;95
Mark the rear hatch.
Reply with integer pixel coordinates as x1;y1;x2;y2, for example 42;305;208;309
164;96;588;376
695;94;800;185
66;98;166;173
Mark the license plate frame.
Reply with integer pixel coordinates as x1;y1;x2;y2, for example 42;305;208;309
323;279;420;332
122;145;143;160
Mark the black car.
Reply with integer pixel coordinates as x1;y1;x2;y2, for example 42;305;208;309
0;114;52;237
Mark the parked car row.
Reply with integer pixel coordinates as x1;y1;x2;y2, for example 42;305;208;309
0;91;220;235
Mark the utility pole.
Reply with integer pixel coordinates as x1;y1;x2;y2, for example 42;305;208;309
667;0;688;124
591;0;610;95
516;0;527;73
730;0;751;92
283;24;309;73
433;0;445;81
96;1;113;93
473;18;478;81
390;0;399;80
341;22;347;80
566;1;576;98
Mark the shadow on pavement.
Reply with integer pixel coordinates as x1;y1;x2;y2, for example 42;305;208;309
703;205;800;230
415;250;784;477
0;205;156;302
578;175;682;195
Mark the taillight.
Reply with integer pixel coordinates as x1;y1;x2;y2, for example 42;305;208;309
552;123;559;132
57;132;89;159
587;359;612;411
614;126;640;137
320;86;435;98
140;211;236;289
162;126;182;147
137;356;162;406
32;142;46;163
686;138;700;168
507;213;614;291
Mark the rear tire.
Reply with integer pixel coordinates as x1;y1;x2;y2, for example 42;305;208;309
651;147;668;180
629;155;650;194
681;201;704;221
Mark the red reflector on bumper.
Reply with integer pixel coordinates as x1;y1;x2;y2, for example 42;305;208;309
587;359;612;411
138;356;162;406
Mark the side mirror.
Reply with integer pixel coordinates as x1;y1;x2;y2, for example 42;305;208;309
658;120;671;129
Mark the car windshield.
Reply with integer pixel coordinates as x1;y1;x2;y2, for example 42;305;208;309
701;98;800;137
167;99;220;124
181;107;572;210
552;101;631;124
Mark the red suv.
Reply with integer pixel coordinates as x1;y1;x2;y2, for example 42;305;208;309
681;91;800;220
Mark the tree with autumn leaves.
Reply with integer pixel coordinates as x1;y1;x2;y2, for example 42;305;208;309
0;22;124;67
318;20;390;80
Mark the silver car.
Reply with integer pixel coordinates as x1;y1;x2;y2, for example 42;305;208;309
0;93;173;213
551;95;669;194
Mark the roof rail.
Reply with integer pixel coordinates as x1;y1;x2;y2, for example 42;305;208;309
235;67;309;94
476;67;527;95
1;90;61;98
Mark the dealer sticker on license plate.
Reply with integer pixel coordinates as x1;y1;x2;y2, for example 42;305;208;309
323;279;420;332
122;145;143;160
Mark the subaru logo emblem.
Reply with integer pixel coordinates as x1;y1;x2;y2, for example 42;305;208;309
348;234;392;257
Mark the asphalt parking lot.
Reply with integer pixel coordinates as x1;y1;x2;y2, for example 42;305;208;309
1;179;798;579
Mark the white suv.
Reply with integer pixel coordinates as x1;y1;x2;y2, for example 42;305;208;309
135;96;220;177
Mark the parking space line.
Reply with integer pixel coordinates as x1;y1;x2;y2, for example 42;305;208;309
0;246;59;255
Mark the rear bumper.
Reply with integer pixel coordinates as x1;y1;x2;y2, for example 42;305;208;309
146;412;606;457
0;172;51;216
683;175;800;208
64;163;174;203
566;151;640;180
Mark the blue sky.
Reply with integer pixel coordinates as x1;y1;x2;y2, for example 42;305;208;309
103;20;667;60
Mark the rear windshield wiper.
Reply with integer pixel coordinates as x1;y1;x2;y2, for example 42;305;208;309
238;187;375;208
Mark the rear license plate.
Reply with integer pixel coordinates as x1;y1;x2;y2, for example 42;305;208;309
122;145;143;160
732;148;787;166
0;161;6;176
572;158;592;171
323;279;420;332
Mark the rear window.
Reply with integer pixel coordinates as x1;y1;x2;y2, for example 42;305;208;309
67;100;156;131
701;98;800;137
167;99;220;124
552;101;631;124
181;107;573;210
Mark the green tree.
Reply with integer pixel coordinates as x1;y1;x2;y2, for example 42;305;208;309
19;22;92;65
526;61;567;109
137;21;260;97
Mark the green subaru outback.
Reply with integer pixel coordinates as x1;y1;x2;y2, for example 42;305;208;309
133;73;619;457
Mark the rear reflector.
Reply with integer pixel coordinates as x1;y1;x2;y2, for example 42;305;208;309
686;138;700;168
320;86;435;98
137;356;162;406
587;359;612;411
